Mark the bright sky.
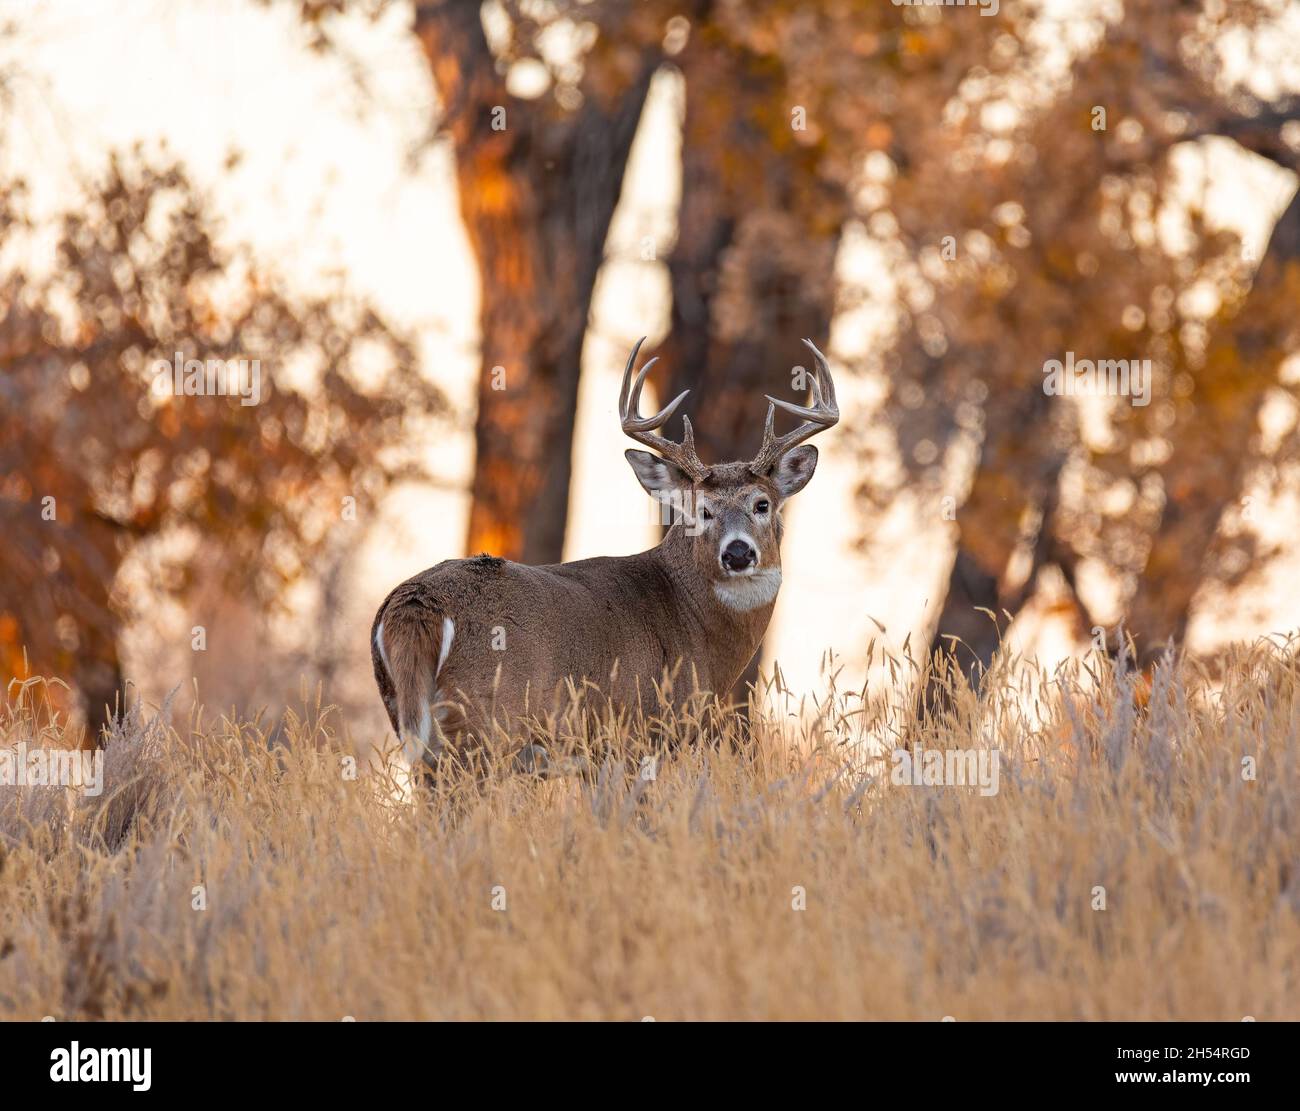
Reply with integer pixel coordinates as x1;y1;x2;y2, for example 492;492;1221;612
5;0;1299;714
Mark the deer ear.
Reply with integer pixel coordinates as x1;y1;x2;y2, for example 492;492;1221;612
772;445;818;498
625;449;691;495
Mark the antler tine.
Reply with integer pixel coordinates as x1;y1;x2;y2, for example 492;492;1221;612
619;339;708;480
795;337;838;412
749;339;840;475
618;336;647;416
681;413;697;454
625;355;658;421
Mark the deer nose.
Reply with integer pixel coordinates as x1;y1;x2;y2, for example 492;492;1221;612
720;539;757;572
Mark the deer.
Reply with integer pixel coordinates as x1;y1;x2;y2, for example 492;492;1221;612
370;337;838;784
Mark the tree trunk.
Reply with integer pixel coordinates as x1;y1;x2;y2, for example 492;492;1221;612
924;385;1066;706
0;480;124;747
415;2;658;563
78;655;123;749
658;28;846;702
1125;186;1300;661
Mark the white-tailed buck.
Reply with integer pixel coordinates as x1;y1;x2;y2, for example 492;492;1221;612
371;338;838;777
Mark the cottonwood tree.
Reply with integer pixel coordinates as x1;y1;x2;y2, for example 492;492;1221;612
1121;183;1299;659
286;0;669;562
656;7;846;465
1048;5;1300;666
415;0;666;562
649;5;845;700
651;2;1007;698
291;0;995;600
883;4;1201;685
0;156;440;738
859;0;1300;689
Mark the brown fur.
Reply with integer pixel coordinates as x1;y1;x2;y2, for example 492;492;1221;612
371;453;819;768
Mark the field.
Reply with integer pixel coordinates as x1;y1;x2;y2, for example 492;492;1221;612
1;643;1298;1021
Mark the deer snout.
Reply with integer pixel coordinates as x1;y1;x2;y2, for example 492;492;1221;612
720;537;758;573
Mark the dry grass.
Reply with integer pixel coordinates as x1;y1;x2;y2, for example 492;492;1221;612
1;641;1298;1020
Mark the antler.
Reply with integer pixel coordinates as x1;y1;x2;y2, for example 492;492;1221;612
619;337;709;481
749;339;840;475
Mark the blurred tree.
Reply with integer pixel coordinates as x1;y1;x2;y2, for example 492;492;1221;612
291;1;1003;597
282;0;1300;689
893;21;1183;686
856;0;1300;689
414;0;663;562
657;16;844;465
1122;112;1300;661
0;155;441;739
652;2;1008;698
1118;176;1300;654
286;0;667;563
650;8;845;700
1044;14;1300;667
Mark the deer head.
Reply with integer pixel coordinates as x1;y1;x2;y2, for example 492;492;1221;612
620;337;839;611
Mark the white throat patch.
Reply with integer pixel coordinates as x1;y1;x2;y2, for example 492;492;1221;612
713;569;782;612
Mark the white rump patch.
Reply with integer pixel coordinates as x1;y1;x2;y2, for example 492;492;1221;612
436;616;455;679
374;619;392;679
714;569;782;611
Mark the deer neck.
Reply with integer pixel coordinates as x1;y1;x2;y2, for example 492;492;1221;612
651;524;778;691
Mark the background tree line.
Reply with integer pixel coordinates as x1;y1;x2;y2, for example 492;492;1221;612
2;0;1298;736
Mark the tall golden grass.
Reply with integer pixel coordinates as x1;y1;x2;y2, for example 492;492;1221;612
1;640;1298;1020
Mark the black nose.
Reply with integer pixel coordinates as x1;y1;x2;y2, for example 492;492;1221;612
721;539;757;572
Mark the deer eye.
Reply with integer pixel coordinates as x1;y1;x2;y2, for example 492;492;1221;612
754;499;770;515
699;506;714;521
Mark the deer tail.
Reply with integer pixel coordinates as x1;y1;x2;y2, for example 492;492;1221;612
373;598;455;766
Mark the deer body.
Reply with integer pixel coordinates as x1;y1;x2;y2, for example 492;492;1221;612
371;516;772;754
371;340;838;776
